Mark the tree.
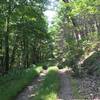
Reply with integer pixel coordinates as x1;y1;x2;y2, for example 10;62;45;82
50;0;100;75
0;0;52;73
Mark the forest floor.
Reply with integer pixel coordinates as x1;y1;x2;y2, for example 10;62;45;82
78;76;100;99
16;71;47;100
58;68;73;100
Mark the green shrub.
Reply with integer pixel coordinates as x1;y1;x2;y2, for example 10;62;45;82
42;65;48;70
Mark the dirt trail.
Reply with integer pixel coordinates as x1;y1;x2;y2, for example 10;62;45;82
16;68;73;100
16;71;46;100
58;69;73;100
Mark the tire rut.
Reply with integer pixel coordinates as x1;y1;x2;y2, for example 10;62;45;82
58;69;73;100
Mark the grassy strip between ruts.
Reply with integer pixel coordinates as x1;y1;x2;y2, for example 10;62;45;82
70;76;83;99
0;66;43;100
34;67;60;100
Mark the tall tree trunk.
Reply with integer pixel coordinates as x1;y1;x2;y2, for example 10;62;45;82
10;36;18;68
4;0;11;72
25;38;29;68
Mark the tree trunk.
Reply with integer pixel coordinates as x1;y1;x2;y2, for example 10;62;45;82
4;4;10;72
10;36;18;68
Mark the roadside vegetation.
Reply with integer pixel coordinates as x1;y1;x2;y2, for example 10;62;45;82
0;66;43;100
70;77;83;99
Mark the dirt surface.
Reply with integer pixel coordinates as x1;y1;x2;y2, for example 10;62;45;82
16;71;46;100
16;68;74;100
58;68;73;100
78;76;100;100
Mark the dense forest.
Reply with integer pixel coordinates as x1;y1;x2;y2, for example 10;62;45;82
0;0;100;100
51;0;100;76
0;0;53;73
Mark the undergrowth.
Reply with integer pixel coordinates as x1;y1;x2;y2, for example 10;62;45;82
0;66;42;100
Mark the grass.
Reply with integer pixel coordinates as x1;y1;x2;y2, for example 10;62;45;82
34;67;60;100
70;77;83;99
0;66;43;100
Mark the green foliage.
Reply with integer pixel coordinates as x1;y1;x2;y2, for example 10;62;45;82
0;0;52;72
34;68;60;100
0;66;43;100
42;65;48;70
50;0;100;77
66;42;84;76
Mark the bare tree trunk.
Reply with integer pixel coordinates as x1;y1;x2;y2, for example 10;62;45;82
4;2;10;72
10;36;19;68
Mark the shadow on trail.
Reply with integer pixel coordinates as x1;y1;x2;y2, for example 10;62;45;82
58;68;73;100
